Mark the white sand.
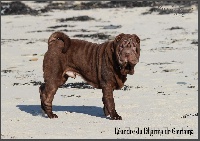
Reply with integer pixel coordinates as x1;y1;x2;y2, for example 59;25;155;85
1;2;198;139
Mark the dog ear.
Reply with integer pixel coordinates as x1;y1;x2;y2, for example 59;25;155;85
133;34;140;57
113;33;125;51
134;34;140;44
115;33;125;42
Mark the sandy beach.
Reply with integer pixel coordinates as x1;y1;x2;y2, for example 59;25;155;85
1;1;198;139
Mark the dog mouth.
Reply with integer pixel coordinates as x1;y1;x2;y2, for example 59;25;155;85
125;63;132;70
120;62;135;75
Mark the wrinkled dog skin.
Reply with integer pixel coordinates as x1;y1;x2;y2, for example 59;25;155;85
39;31;140;120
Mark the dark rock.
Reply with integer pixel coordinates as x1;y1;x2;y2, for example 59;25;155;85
102;25;122;29
67;94;75;97
1;70;13;73
30;80;42;86
26;41;35;44
142;1;197;15
60;82;94;89
181;113;198;118
157;91;164;94
34;1;50;3
27;30;55;33
2;1;196;15
58;29;92;33
177;82;187;85
162;69;178;72
69;1;155;10
1;1;38;15
161;47;174;50
146;62;171;65
191;40;198;45
167;26;184;30
43;1;73;11
108;1;155;8
48;25;75;29
121;85;133;91
58;16;95;22
13;83;20;86
74;33;110;40
187;86;195;88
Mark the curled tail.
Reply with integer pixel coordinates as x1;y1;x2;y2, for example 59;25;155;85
48;31;71;53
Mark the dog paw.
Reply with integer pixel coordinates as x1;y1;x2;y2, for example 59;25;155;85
111;115;122;120
48;113;58;118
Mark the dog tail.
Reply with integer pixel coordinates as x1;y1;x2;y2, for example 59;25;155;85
48;31;71;53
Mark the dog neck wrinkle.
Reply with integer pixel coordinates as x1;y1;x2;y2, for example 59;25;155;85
104;42;127;89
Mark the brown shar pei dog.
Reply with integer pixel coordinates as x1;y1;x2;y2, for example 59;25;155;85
39;31;140;120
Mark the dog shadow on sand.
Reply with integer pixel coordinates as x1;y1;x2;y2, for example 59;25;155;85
16;105;109;119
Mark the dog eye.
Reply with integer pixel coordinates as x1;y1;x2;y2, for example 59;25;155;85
123;40;127;43
132;47;136;51
132;42;136;47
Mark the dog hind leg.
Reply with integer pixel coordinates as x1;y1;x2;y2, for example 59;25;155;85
39;82;59;118
39;74;68;118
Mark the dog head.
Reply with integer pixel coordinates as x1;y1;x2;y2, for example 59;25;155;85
114;33;140;75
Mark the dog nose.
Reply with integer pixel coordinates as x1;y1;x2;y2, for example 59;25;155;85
125;50;132;57
125;52;130;57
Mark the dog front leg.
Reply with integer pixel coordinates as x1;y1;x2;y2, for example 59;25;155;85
102;87;122;120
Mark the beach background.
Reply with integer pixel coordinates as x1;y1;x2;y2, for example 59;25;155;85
1;1;198;139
